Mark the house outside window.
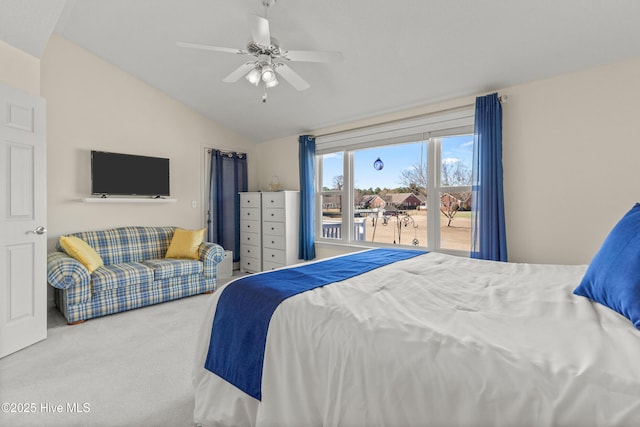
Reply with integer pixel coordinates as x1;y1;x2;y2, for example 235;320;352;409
315;107;474;255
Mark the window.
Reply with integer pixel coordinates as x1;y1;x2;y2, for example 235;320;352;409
316;108;474;255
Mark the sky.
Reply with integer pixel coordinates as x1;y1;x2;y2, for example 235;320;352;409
321;135;474;190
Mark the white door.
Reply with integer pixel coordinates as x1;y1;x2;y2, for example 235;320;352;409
0;82;47;358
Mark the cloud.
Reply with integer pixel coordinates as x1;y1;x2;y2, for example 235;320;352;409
442;157;461;164
461;140;474;148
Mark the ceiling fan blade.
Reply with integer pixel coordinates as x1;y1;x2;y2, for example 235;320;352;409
249;14;271;47
282;49;343;63
177;41;247;55
223;62;257;83
274;63;310;91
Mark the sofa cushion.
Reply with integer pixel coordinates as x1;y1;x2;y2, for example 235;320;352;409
59;235;104;273
91;262;154;293
57;226;176;265
165;228;206;260
143;259;204;281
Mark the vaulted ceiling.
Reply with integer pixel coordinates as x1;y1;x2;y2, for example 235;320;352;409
2;0;640;142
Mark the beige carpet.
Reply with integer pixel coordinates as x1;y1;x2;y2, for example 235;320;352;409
0;283;231;427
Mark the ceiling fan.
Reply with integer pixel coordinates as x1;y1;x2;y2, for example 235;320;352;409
177;0;343;102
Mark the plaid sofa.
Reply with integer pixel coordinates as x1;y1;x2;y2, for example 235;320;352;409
47;226;225;324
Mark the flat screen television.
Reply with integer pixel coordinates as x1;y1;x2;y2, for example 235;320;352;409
91;150;170;197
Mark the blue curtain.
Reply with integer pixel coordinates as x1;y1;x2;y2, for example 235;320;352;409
298;135;316;260
208;150;248;262
471;93;507;261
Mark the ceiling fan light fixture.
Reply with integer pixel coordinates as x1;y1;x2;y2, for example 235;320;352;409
177;0;342;98
265;76;279;88
245;67;262;85
261;65;276;83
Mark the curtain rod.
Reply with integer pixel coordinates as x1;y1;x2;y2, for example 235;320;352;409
313;94;507;139
206;148;247;157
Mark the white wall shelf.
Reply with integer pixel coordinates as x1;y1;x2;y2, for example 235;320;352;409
82;197;177;203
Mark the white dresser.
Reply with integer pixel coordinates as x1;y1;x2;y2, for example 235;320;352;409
261;191;300;271
239;191;300;273
239;192;263;273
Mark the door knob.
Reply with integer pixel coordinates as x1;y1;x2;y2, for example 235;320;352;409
32;226;47;235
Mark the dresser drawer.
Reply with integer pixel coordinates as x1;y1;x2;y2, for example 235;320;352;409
241;207;260;221
241;256;261;273
262;221;285;236
263;208;285;222
263;234;285;250
263;247;285;264
240;219;260;234
262;260;284;272
239;244;260;259
262;192;285;208
240;231;261;247
240;192;261;208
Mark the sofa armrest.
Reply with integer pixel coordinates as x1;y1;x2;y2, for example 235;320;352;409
199;242;225;278
47;251;91;290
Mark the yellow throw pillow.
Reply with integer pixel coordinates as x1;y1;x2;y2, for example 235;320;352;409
165;228;206;260
59;235;104;273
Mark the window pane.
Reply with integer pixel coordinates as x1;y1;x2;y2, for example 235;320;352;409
440;190;472;251
361;210;426;247
321;152;344;190
321;194;343;240
353;142;427;247
440;135;473;186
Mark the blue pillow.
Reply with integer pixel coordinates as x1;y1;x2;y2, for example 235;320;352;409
574;203;640;329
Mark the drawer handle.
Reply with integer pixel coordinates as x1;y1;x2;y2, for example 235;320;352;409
271;240;275;244
271;213;275;217
271;227;275;231
272;254;275;258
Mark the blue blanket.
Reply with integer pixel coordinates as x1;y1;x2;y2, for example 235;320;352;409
204;248;427;400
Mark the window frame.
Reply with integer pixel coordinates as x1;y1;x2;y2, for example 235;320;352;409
315;108;474;256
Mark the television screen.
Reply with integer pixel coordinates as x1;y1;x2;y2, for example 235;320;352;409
91;151;170;196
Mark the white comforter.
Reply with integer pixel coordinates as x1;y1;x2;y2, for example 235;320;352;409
193;252;640;427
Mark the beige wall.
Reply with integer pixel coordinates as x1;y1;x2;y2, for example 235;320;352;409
255;135;300;192
0;40;40;95
256;57;640;265
41;35;256;248
502;57;640;265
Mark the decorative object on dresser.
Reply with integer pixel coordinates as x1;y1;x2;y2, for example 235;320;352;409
268;175;282;191
239;191;300;273
47;226;225;324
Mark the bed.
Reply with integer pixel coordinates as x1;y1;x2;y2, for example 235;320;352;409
192;206;640;427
